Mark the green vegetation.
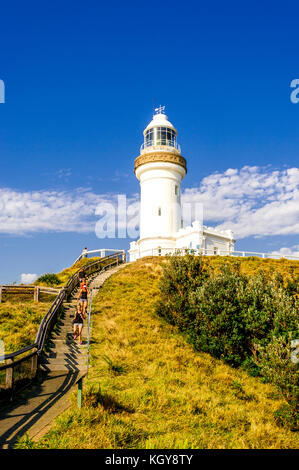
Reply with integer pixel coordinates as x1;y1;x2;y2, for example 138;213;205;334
36;273;61;286
157;254;298;428
17;257;299;449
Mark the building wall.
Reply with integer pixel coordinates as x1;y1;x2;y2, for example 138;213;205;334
205;235;231;254
129;229;234;261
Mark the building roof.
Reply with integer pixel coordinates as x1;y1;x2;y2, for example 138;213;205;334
143;112;177;134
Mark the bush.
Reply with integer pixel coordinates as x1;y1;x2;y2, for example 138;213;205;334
189;267;249;366
257;336;299;427
156;253;209;331
36;273;61;286
156;254;299;422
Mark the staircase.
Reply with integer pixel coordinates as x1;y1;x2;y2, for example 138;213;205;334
40;264;125;372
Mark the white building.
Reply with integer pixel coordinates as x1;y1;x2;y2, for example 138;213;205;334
129;107;235;261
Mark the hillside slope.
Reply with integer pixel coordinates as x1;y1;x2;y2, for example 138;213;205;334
21;257;299;449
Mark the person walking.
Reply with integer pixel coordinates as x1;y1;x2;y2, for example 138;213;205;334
77;267;86;283
73;309;85;345
77;279;90;317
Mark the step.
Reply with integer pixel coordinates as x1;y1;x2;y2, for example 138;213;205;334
45;348;87;355
42;352;87;359
40;364;87;372
52;331;89;337
52;326;89;332
52;328;89;335
49;339;88;348
41;358;87;366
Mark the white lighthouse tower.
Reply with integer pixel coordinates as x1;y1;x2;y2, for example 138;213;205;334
129;106;235;261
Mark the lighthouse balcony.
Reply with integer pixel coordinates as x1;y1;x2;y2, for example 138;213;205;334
140;141;181;155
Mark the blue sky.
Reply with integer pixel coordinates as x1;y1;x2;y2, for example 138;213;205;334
0;0;298;283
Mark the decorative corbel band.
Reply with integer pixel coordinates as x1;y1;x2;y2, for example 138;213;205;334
134;153;187;173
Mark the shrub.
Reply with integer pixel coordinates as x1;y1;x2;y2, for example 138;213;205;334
189;267;249;366
156;254;299;421
36;273;61;286
257;336;299;428
156;253;209;330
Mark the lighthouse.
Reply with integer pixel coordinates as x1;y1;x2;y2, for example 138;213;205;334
129;106;235;261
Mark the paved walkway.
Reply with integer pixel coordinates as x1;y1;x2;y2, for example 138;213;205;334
0;263;126;449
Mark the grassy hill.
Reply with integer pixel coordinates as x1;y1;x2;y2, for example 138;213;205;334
19;256;299;449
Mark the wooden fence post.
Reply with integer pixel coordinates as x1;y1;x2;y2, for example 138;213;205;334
34;286;39;302
31;353;38;377
6;358;14;390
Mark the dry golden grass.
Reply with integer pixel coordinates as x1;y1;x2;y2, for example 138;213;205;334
26;256;299;449
0;296;54;353
203;255;299;287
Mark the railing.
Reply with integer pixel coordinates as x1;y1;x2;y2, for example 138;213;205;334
86;289;94;378
134;247;299;261
74;248;126;264
140;141;181;154
0;251;125;396
0;285;61;303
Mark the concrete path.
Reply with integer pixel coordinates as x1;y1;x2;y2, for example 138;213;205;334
0;263;126;449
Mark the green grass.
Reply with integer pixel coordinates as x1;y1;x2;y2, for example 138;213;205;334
18;257;299;449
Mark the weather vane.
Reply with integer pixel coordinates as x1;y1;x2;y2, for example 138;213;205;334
154;105;165;114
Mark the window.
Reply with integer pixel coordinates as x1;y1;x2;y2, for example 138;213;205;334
144;127;176;148
175;185;178;195
158;247;162;256
213;247;218;255
158;207;161;216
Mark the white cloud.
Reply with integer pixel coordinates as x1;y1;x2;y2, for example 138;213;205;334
182;166;299;239
272;245;299;258
0;188;134;235
21;273;38;284
0;166;298;241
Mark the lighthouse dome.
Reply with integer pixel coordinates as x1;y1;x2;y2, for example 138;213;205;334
144;112;177;134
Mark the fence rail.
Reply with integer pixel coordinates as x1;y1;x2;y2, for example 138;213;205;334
74;248;126;264
0;251;125;396
137;247;299;261
0;285;61;303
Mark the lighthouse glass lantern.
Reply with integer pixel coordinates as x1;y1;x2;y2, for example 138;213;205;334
140;105;181;154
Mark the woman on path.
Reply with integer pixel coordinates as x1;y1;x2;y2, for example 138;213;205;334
73;309;85;345
77;279;90;317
